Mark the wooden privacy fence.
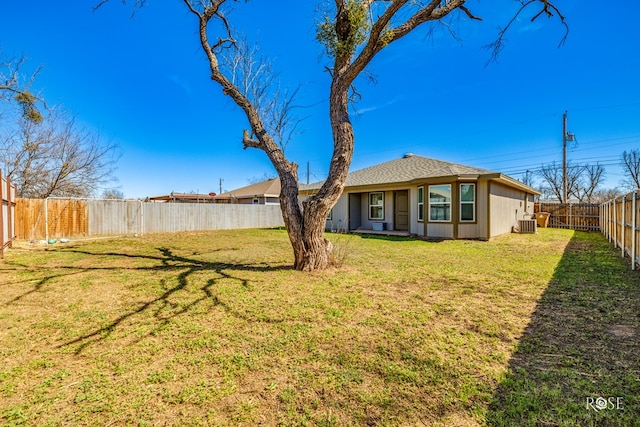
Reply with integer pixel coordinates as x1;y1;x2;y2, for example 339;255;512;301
601;191;640;270
16;198;285;240
534;202;600;231
1;169;17;257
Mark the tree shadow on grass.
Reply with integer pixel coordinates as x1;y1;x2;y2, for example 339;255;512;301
487;231;640;426
3;245;291;354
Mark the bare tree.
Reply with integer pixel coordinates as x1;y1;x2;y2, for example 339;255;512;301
0;111;119;198
621;149;640;190
521;170;535;188
574;163;605;203
102;0;567;271
592;187;622;204
538;161;582;202
102;188;125;199
538;161;605;203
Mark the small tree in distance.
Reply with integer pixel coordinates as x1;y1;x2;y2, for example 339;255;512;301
99;0;567;271
621;149;640;190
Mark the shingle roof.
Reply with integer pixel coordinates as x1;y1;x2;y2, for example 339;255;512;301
215;178;281;199
303;154;499;190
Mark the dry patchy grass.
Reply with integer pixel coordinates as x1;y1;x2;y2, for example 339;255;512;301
0;228;637;426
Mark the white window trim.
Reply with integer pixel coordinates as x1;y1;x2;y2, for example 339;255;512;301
460;183;476;222
417;186;424;222
369;192;384;220
428;184;451;223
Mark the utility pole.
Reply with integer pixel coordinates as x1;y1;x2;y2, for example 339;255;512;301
219;178;223;195
562;111;575;204
562;111;567;204
307;161;310;185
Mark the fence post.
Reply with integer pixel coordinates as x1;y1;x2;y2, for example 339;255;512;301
613;198;617;248
570;203;573;230
45;197;49;242
632;191;637;270
6;174;13;249
140;200;145;236
601;202;605;238
0;169;4;255
620;196;627;258
608;201;611;240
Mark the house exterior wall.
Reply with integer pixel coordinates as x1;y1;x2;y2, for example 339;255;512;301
226;196;280;205
426;223;454;238
409;188;423;236
476;180;489;239
358;191;393;230
328;194;349;232
314;177;536;240
457;180;489;239
324;187;422;233
489;181;533;238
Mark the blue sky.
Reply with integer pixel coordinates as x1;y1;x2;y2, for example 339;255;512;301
2;1;639;198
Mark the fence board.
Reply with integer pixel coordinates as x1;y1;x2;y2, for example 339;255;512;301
16;198;285;239
534;202;600;231
601;191;640;270
15;199;89;240
1;169;17;256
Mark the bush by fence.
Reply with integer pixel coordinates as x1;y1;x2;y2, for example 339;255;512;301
1;170;17;256
15;198;285;240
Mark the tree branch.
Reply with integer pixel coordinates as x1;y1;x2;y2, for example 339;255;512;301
485;0;568;64
242;129;261;150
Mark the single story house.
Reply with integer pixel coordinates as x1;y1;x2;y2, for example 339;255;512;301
214;178;281;205
300;154;540;240
148;192;217;203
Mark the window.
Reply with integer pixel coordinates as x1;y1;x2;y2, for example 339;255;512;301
460;183;475;222
327;209;333;221
369;192;384;220
417;186;424;222
429;184;451;222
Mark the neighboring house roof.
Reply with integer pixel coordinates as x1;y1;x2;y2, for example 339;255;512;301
148;192;217;202
214;178;281;201
301;154;539;194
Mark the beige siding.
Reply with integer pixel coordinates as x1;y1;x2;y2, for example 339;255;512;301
457;223;478;239
475;180;489;240
426;223;454;238
327;194;349;232
409;187;423;236
489;182;531;238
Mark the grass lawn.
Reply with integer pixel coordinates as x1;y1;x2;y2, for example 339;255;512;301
0;228;638;426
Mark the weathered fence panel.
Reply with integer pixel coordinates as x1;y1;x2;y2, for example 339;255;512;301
141;203;284;234
16;198;285;239
89;200;143;236
601;191;640;270
534;202;600;231
1;169;17;256
16;198;89;240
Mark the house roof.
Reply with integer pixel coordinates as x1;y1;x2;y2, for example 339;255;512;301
302;154;539;194
214;178;281;200
148;192;217;202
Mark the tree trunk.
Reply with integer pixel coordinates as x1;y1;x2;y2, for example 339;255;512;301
278;168;335;272
282;73;354;271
